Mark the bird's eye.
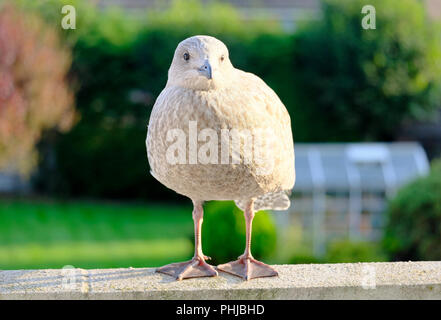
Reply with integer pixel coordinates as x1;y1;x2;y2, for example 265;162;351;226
183;52;190;61
220;55;225;62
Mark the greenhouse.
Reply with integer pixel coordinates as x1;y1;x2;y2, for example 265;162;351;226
283;142;430;255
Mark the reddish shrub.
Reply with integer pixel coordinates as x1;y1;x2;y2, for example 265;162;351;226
0;3;75;174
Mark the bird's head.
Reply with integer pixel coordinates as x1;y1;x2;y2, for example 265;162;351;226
166;35;234;90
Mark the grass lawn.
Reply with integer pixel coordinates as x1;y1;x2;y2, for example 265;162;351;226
0;198;194;270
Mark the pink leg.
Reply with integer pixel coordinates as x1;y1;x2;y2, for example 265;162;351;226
217;199;278;280
156;200;218;280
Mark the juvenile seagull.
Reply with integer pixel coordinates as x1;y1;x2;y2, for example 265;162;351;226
146;35;295;280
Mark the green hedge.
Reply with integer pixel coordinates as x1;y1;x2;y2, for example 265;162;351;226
325;240;386;263
290;0;441;141
383;159;441;261
287;240;386;264
34;0;287;200
30;0;441;200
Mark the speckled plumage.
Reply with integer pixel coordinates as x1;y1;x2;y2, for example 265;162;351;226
146;36;295;211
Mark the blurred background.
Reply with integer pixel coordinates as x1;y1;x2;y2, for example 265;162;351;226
1;0;441;270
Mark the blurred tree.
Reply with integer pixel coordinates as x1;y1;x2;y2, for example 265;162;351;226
291;0;441;141
383;159;441;261
0;3;75;175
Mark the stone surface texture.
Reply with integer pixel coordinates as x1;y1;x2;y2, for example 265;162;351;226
1;262;441;299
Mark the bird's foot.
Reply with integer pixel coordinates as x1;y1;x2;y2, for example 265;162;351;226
156;254;218;281
217;254;278;281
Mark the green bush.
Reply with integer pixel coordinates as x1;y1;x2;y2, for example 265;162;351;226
383;159;441;261
325;240;386;263
33;0;441;201
34;0;286;200
202;201;277;264
287;240;385;264
291;0;441;141
36;19;156;199
288;253;322;264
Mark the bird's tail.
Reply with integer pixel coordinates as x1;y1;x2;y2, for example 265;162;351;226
235;190;292;212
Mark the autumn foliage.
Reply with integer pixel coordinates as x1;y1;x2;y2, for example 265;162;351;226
0;4;75;175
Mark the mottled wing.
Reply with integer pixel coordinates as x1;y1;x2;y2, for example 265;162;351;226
233;70;295;210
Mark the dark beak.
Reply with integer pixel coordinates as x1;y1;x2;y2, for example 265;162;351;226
198;60;212;79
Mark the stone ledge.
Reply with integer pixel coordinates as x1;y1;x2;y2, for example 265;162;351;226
1;262;441;299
